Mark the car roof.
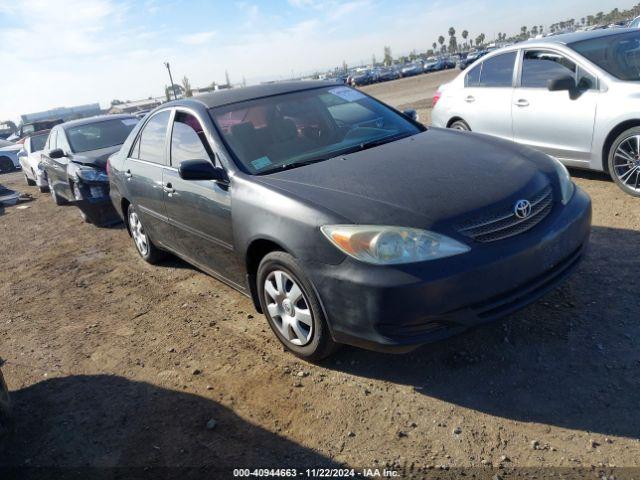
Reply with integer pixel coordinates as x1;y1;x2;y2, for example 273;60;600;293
60;114;136;130
528;27;637;45
169;81;341;109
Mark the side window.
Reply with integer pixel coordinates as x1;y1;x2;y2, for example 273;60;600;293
577;66;597;90
170;112;212;167
478;52;517;87
138;110;171;164
48;130;58;150
57;131;70;153
465;65;481;87
522;50;576;88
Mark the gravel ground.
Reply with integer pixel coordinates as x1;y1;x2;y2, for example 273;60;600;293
0;72;639;478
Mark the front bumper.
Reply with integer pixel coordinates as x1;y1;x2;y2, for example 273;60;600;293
305;187;592;352
72;180;121;226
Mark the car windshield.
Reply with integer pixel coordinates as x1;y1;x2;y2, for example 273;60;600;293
30;133;48;152
209;86;422;174
570;31;640;80
66;118;138;153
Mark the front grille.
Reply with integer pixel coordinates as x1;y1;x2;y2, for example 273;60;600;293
458;185;553;243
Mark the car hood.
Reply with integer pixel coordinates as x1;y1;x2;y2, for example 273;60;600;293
70;145;122;170
254;128;554;230
0;144;22;154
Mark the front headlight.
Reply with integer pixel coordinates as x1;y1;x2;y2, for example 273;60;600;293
321;225;470;265
549;155;574;205
68;163;108;183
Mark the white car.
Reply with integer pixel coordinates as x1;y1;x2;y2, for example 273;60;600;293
0;140;22;173
18;130;50;192
432;28;640;197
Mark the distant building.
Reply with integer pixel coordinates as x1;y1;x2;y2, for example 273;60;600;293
108;97;164;115
21;103;101;123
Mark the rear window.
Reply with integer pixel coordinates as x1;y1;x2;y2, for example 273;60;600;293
66;118;138;153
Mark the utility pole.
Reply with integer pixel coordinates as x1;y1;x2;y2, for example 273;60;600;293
164;62;177;100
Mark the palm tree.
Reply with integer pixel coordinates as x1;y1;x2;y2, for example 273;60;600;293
432;42;437;51
462;29;469;50
447;27;457;53
438;35;445;53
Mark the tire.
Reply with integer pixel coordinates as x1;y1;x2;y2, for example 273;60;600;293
25;174;36;186
39;185;49;193
48;177;67;205
449;119;471;131
0;157;13;173
0;369;11;447
127;204;165;264
257;251;338;362
608;126;640;197
79;210;92;224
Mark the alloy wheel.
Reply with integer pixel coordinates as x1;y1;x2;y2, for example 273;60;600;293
129;210;149;256
263;270;313;346
613;135;640;193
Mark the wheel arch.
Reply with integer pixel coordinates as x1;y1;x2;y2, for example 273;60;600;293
121;197;132;236
446;116;468;129
245;238;289;313
601;119;640;174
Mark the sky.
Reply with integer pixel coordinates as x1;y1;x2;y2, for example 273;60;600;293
0;0;636;121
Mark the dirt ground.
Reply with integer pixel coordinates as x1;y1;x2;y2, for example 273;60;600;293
1;72;639;478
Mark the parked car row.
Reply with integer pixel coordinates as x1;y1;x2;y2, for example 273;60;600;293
346;57;456;86
432;28;640;197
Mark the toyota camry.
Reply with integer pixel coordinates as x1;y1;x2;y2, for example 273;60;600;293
108;82;591;361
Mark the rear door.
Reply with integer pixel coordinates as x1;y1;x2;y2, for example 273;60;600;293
511;49;599;166
123;110;173;244
458;51;517;141
162;109;243;287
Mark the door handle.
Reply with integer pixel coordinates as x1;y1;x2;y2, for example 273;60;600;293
514;99;530;107
125;169;132;179
465;95;475;103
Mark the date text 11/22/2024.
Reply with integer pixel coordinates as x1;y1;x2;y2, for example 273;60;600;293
232;468;400;477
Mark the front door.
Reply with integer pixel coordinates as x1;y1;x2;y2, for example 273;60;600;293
512;49;599;166
43;128;72;200
162;110;243;287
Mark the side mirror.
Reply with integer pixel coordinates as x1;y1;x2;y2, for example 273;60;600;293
48;148;65;159
403;109;419;122
178;159;227;182
548;75;575;92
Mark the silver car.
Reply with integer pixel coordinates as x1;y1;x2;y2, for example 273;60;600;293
432;29;640;196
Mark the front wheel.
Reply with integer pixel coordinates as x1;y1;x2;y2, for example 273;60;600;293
449;119;470;131
24;174;36;186
127;205;165;264
48;177;67;205
257;252;338;362
608;126;640;197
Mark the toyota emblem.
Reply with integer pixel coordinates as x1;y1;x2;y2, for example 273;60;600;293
514;199;532;219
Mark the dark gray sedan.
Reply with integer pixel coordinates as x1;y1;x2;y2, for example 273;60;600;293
41;115;138;225
108;81;591;361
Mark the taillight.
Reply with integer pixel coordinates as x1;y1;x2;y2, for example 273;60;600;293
433;90;441;107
